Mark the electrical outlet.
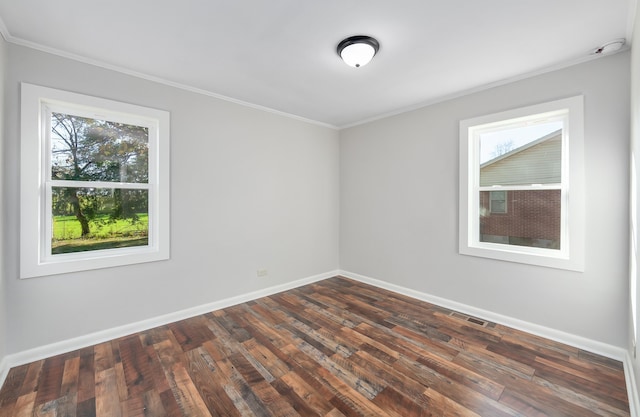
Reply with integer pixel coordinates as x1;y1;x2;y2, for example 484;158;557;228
257;269;268;277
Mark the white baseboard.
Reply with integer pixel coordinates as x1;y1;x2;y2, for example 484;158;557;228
340;270;626;360
0;355;9;391
0;269;338;388
624;352;640;417
340;270;639;416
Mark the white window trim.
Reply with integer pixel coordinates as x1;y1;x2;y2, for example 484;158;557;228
20;83;170;278
459;96;584;271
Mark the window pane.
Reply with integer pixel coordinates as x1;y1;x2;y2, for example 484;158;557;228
51;113;149;183
479;121;562;186
489;190;507;213
479;189;561;249
52;187;149;254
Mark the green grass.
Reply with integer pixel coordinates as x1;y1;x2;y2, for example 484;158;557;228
52;214;149;254
52;236;149;254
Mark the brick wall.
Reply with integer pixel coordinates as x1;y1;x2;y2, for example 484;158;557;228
479;190;561;247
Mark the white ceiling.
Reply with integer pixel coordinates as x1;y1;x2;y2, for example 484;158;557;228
0;0;634;128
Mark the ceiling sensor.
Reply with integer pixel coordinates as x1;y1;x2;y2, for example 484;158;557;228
592;39;626;55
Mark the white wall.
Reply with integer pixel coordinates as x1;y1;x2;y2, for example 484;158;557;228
630;0;640;399
0;36;7;373
340;52;630;347
3;44;340;354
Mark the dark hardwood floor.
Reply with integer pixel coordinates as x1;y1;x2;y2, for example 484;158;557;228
0;276;630;416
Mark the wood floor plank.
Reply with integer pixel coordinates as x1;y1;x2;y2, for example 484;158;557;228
184;347;243;417
371;386;433;417
579;349;626;371
209;311;252;343
208;316;277;385
422;387;483;417
270;376;323;416
278;370;335;416
348;350;434;407
76;397;96;417
95;368;122;417
117;335;156;398
453;349;534;388
354;321;450;364
77;347;97;405
280;344;388;416
537;354;627;392
113;362;129;404
167;316;214;352
33;355;64;406
242;337;290;380
211;353;274;417
158;389;181;417
61;356;81;398
290;296;355;332
296;341;383;400
13;391;37;417
0;276;630;416
94;342;116;374
337;326;401;362
391;323;460;360
145;344;172;395
121;394;146;417
415;348;505;401
532;358;629;411
141;389;168;417
50;398;76;417
0;402;14;417
167;363;212;417
499;385;604;417
529;375;630;417
16;361;43;398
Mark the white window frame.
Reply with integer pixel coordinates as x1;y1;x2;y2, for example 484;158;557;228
20;83;170;278
459;96;584;271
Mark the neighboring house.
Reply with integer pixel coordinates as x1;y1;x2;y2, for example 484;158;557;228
479;130;562;249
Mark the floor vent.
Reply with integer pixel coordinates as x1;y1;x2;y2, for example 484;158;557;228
450;311;489;327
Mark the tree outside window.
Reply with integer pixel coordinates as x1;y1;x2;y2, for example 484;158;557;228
50;113;150;254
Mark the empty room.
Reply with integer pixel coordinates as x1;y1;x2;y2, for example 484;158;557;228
0;0;640;416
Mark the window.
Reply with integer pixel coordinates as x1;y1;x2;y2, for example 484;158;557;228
459;96;584;271
21;83;170;278
489;191;507;214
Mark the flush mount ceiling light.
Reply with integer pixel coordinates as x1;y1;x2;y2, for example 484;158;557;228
592;38;626;55
337;35;379;68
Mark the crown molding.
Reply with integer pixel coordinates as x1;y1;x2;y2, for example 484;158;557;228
339;47;630;130
1;31;339;131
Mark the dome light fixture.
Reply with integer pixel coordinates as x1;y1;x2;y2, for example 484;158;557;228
337;35;379;68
